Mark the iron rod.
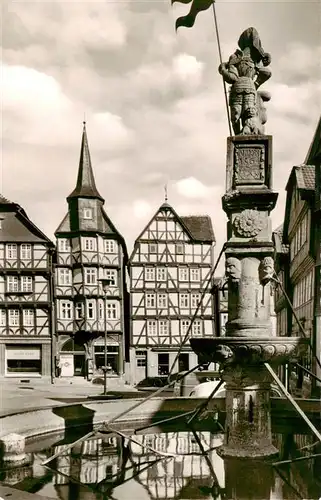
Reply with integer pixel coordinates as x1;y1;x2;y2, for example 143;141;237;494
187;378;224;425
212;1;232;136
264;363;321;443
295;362;321;384
273;452;321;467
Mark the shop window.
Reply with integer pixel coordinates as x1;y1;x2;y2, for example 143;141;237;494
6;346;41;374
158;353;169;376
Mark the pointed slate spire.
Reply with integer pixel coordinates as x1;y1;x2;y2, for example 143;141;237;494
67;122;104;202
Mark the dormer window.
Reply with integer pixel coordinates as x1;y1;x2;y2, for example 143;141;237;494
83;208;93;220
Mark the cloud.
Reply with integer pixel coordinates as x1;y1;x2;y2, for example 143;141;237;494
1;0;320;270
175;177;219;199
132;200;153;219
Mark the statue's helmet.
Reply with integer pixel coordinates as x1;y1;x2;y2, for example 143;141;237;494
238;27;265;60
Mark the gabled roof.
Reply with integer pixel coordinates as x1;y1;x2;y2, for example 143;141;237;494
305;115;321;165
67;122;104;202
181;215;215;243
0;195;54;245
272;224;289;255
283;164;315;243
285;164;315;193
132;202;216;246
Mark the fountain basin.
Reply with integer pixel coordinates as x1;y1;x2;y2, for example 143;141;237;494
190;337;309;366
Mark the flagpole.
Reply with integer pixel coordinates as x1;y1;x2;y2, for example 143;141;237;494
211;1;232;136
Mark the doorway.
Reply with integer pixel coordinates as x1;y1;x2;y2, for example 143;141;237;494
135;350;147;382
178;353;189;372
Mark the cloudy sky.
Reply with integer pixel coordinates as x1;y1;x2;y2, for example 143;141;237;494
2;0;321;272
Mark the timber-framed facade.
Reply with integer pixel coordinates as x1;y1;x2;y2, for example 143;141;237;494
129;202;216;384
274;126;319;397
54;123;129;380
0;195;55;380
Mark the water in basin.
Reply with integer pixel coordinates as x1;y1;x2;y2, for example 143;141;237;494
0;425;319;500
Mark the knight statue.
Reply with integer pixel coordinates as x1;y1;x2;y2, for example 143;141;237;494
218;27;272;136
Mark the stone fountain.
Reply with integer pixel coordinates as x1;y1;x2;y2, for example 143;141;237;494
190;27;308;459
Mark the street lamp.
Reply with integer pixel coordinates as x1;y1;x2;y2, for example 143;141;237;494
99;278;112;395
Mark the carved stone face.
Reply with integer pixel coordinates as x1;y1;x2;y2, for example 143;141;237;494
225;257;241;282
259;257;274;285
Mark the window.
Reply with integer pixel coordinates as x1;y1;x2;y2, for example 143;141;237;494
105;240;115;253
136;352;147;368
105;269;117;286
0;309;6;326
83;208;93;219
23;309;34;327
9;309;19;326
159;320;169;336
58;239;70;252
149;243;157;254
179;267;189;281
75;303;84;320
158;353;169;376
7;276;19;293
21;244;32;260
61;301;72;320
59;269;72;285
85;268;97;284
176;244;184;254
181;320;190;336
156;268;166;281
84;238;96;251
192;319;202;336
7;244;17;260
180;294;189;308
145;267;155;281
190;268;200;282
87;301;95;320
191;293;200;308
106;301;118;319
146;293;156;308
147;320;157;336
158;294;167;308
21;276;32;293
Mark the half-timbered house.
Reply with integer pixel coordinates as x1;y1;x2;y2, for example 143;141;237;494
278;164;316;397
54;123;129;380
129;202;216;383
0;195;54;380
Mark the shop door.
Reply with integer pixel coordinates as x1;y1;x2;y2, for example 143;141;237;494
135;350;147;382
60;354;74;377
178;353;189;372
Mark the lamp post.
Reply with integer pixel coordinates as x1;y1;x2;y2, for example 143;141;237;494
99;278;112;396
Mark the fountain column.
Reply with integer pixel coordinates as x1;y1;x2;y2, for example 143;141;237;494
190;27;307;459
218;134;279;458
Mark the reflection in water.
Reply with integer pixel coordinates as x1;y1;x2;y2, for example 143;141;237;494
0;431;320;499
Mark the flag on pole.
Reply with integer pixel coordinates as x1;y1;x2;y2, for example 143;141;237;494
171;0;215;30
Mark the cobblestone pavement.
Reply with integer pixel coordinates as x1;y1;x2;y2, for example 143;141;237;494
0;378;138;416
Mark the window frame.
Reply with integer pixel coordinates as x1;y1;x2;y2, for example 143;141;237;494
85;268;97;285
21;244;32;260
83;208;93;220
23;309;34;327
8;309;20;326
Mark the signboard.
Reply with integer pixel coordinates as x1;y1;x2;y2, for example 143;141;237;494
6;347;41;360
60;354;74;377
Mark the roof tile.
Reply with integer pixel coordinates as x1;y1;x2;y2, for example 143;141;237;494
180;215;215;242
